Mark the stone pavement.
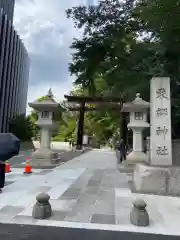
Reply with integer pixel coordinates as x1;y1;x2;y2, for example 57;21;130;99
0;149;180;236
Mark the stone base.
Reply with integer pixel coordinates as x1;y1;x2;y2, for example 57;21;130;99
32;148;61;167
126;151;149;165
133;164;170;195
132;163;180;196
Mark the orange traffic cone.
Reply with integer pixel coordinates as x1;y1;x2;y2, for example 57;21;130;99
23;160;32;174
5;161;11;173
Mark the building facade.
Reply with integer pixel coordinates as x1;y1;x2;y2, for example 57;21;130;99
0;1;29;132
0;0;15;22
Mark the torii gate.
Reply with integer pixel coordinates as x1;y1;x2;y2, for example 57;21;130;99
64;95;127;149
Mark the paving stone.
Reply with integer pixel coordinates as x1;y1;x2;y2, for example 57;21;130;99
89;170;104;182
116;197;133;209
50;199;77;211
65;204;94;222
28;186;52;195
101;183;114;190
59;171;92;199
33;170;53;175
97;189;114;201
49;211;68;221
104;169;116;175
91;214;115;225
102;175;114;183
94;200;115;215
71;181;87;190
101;178;115;185
88;179;101;186
127;173;132;177
18;204;34;216
65;203;86;218
115;181;129;188
76;193;97;205
116;208;130;225
5;181;14;186
11;215;38;224
146;205;164;224
59;188;82;200
5;174;19;179
119;168;133;174
0;206;24;218
65;209;93;223
84;186;99;195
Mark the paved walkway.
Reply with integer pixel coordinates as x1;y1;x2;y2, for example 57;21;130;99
0;150;180;236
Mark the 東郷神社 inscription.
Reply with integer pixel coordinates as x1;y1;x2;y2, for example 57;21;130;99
150;77;172;166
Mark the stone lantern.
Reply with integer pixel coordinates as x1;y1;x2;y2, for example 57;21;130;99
28;89;65;166
122;93;150;164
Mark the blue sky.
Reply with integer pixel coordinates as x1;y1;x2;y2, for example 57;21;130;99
13;0;97;113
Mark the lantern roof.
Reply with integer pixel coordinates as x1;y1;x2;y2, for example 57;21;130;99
122;93;150;112
28;88;65;112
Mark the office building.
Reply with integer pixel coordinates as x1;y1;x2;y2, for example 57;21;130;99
0;0;15;22
0;0;29;132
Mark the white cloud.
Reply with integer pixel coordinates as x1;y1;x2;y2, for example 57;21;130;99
13;0;85;113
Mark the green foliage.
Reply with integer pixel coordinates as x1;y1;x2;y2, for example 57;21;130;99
9;114;34;141
66;0;156;100
37;95;51;101
54;77;120;144
66;0;180;139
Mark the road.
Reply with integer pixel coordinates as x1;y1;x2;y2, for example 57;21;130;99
0;223;178;240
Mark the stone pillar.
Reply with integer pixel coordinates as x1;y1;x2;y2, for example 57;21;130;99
127;127;148;164
133;129;143;152
132;77;173;195
32;125;58;166
150;77;172;166
40;127;51;149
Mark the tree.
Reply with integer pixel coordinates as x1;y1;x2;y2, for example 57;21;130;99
66;0;180;139
134;0;180;138
66;0;161;100
62;77;121;144
9;114;34;141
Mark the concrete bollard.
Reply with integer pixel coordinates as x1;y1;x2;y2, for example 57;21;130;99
32;193;52;219
130;199;149;226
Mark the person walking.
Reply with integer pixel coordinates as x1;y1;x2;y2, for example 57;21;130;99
0;161;5;193
119;138;126;163
69;139;72;149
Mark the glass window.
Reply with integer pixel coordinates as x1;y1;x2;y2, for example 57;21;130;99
135;112;143;120
41;111;49;118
